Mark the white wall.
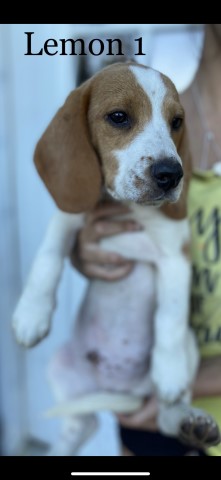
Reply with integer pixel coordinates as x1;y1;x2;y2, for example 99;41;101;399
0;23;120;455
0;24;26;455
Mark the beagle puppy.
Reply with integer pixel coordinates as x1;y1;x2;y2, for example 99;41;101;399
13;62;220;455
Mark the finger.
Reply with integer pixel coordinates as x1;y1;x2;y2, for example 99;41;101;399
70;229;131;268
70;244;134;277
82;262;135;281
85;219;143;242
78;245;132;265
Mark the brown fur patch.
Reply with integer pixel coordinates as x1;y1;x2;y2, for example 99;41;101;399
103;153;119;191
161;73;180;102
34;82;102;213
160;129;192;220
134;175;146;189
160;74;192;220
161;73;185;150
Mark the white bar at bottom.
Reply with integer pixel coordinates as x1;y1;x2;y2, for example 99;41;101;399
71;473;150;476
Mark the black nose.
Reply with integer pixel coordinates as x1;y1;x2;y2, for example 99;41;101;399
151;160;183;192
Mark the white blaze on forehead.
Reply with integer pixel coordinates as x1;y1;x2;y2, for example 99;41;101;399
111;65;182;200
129;65;178;155
130;65;167;118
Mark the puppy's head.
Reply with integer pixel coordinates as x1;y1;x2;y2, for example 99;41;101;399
35;62;191;216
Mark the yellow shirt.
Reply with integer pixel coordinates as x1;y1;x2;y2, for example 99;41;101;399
188;169;221;456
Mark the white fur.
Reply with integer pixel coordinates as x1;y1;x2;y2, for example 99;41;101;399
12;211;83;346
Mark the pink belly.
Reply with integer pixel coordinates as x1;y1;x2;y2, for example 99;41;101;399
75;263;155;390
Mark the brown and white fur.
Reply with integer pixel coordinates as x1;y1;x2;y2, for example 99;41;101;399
12;62;220;455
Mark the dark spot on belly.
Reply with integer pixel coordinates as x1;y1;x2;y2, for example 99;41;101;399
86;350;101;365
123;339;129;345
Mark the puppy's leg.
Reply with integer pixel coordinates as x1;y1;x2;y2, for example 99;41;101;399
158;329;221;448
151;254;192;403
12;211;83;347
46;342;98;456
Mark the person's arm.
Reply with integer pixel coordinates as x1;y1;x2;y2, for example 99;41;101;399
193;356;221;398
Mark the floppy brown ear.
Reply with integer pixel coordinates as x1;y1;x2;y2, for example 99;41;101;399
34;82;102;213
161;126;192;220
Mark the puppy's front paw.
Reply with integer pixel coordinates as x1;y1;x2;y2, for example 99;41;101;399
12;295;54;347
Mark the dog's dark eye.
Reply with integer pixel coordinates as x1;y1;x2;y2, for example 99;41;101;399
107;111;129;127
171;116;183;131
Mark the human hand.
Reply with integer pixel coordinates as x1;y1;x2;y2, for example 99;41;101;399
117;396;158;431
70;201;143;281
